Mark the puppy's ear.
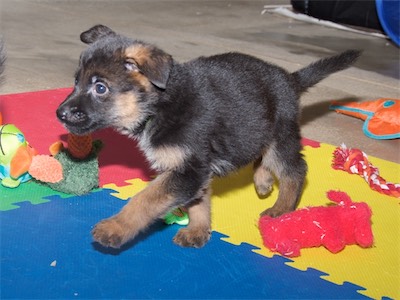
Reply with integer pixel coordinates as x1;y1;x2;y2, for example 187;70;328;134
80;25;116;44
125;45;172;90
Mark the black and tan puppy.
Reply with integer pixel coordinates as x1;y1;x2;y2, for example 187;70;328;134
57;25;360;249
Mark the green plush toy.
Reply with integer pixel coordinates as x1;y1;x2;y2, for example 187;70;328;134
46;134;102;195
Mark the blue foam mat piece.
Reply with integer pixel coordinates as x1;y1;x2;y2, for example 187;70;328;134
0;189;369;299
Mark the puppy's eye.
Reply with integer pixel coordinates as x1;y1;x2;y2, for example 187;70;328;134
94;82;108;95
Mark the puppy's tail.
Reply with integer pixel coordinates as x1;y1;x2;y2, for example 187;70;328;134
0;40;6;83
292;50;361;93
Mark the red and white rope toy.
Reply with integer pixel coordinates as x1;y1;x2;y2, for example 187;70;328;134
332;144;400;198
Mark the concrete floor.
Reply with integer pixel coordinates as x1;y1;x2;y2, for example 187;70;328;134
0;0;399;163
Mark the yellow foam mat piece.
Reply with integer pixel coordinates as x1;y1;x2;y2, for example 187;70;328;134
104;178;149;201
212;143;399;299
104;143;399;299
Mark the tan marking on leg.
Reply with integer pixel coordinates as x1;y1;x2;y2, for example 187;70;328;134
173;186;212;248
92;172;176;248
261;143;284;178
261;176;302;217
253;158;275;196
258;143;305;217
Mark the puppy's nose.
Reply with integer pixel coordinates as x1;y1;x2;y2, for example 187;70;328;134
57;106;87;123
56;106;69;121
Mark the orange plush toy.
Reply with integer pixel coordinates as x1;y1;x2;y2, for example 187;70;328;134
330;98;400;140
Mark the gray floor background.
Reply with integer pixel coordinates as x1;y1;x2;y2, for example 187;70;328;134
1;0;399;163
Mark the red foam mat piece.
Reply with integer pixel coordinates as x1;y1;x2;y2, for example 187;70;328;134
0;88;153;186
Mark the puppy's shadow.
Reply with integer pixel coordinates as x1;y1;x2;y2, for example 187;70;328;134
212;165;255;198
300;97;361;126
91;220;169;255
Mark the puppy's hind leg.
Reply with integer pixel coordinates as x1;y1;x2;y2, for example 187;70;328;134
260;140;307;218
173;185;212;248
253;157;275;197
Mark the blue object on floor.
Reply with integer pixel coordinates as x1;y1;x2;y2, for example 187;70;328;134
376;0;400;46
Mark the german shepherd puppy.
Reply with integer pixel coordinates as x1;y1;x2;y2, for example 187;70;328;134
57;25;360;249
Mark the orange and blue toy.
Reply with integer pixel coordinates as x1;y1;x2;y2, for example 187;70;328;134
330;98;400;140
0;112;63;188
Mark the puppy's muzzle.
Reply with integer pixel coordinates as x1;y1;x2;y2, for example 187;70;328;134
56;105;88;125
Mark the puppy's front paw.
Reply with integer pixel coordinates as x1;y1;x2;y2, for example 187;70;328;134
92;218;129;248
173;227;211;248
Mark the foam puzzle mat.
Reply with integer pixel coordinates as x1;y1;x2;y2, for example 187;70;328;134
1;89;399;299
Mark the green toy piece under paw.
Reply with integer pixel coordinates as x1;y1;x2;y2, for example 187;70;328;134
164;208;189;226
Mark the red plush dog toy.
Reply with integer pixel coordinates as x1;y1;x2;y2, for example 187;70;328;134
259;191;373;257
